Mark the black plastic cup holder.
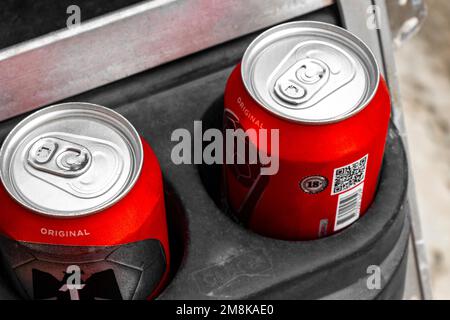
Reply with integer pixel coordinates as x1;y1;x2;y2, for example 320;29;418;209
155;92;410;299
0;78;410;300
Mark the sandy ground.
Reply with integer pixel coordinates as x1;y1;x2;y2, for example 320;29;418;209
395;0;450;300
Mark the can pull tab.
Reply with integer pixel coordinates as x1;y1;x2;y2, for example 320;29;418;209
56;149;90;172
274;58;329;107
28;137;92;178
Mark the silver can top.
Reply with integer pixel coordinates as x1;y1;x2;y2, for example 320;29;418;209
0;103;143;217
242;21;380;123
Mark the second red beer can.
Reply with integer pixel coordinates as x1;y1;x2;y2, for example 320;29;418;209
0;103;170;300
224;22;391;240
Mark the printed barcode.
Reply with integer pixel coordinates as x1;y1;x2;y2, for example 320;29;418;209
334;183;364;231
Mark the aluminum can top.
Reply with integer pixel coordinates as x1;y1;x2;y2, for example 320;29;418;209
0;103;143;217
241;21;380;124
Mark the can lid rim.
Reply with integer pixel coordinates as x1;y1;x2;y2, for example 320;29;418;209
241;21;381;125
0;102;144;218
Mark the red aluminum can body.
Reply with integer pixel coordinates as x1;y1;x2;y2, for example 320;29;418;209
223;22;391;240
0;103;170;300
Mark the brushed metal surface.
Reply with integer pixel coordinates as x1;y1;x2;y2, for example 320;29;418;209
0;0;334;121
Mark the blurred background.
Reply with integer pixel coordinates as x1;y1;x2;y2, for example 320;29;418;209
396;0;450;300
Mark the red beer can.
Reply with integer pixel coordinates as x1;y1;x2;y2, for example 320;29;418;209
224;22;391;240
0;103;170;300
